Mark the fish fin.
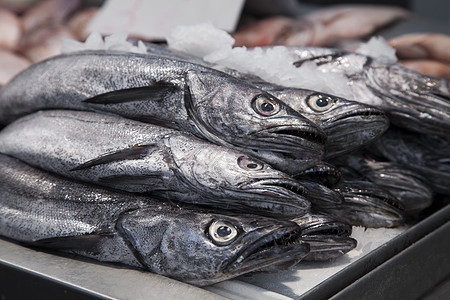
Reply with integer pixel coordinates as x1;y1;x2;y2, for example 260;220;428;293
83;83;179;104
98;174;163;186
71;144;157;171
27;234;114;253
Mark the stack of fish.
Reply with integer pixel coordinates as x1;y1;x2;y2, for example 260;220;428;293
0;39;448;286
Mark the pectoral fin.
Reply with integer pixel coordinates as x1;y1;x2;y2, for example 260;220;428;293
27;234;114;254
83;83;180;104
71;145;157;171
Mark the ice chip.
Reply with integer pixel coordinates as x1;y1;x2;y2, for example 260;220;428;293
167;22;235;57
356;36;397;64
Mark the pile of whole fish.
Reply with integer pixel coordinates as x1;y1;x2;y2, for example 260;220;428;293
0;39;448;286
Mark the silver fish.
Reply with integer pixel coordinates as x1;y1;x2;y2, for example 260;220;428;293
369;126;450;196
292;213;356;261
0;50;327;173
288;47;450;137
329;179;405;228
0;110;311;218
0;153;310;286
143;43;388;159
252;81;389;159
331;151;433;214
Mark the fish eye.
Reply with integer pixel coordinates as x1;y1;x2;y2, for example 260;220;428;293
208;220;238;246
307;94;334;112
238;156;264;171
252;94;281;116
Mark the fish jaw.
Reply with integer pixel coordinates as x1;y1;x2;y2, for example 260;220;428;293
292;203;357;262
293;162;343;189
322;106;389;159
364;62;450;136
237;178;311;218
301;235;357;261
251;124;327;157
221;224;309;276
329;180;405;228
363;163;434;214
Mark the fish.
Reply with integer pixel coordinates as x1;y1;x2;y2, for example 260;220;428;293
327;179;405;228
259;212;356;270
292;213;356;261
289;47;450;137
252;81;389;158
0;50;327;174
0;153;310;286
143;43;388;158
292;162;343;189
331;151;433;214
0;110;311;218
368;126;450;196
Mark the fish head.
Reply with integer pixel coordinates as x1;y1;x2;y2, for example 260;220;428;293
117;207;308;286
361;156;434;214
370;127;450;195
293;162;343;188
168;135;311;217
184;70;326;160
364;62;450;136
329;180;405;228
291;213;356;261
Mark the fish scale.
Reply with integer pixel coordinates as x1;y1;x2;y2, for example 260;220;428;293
0;50;326;175
0;110;313;218
0;153;310;286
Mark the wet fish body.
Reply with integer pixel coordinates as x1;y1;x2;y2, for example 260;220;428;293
0;50;326;172
0;153;309;286
288;47;450;137
0;110;311;218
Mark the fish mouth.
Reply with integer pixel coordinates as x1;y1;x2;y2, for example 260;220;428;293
331;181;405;227
223;226;308;274
325;107;387;124
293;214;353;237
300;235;357;261
241;178;307;199
293;162;343;188
254;125;327;150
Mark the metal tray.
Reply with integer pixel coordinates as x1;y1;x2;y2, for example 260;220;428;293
1;204;449;299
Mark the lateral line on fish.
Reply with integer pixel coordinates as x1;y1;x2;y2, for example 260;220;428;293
71;145;157;171
83;83;180;104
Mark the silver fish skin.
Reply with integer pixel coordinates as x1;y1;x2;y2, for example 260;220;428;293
252;81;389;159
0;50;327;171
331;151;433;214
328;179;405;228
143;44;388;159
0;154;309;286
0;110;311;218
292;213;356;261
369;126;450;196
288;47;450;137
